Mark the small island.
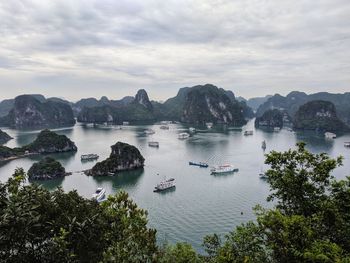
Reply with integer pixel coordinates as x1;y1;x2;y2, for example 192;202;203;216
0;129;12;144
86;142;144;176
293;100;349;132
0;129;77;162
28;157;67;180
255;109;286;129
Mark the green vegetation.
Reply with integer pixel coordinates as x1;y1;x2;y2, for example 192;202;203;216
28;157;66;180
89;142;144;176
293;100;349;132
1;143;350;262
255;109;285;129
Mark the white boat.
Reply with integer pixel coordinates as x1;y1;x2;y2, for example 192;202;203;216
325;132;336;139
81;154;99;161
206;122;213;129
153;178;176;192
178;132;190;139
211;164;238;174
344;142;350;148
148;141;159;147
189;127;196;133
144;129;155;135
274;127;281;132
244;130;253;136
160;125;169;130
122;121;129;126
92;188;106;202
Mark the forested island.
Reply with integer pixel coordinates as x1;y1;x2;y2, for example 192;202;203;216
28;157;67;180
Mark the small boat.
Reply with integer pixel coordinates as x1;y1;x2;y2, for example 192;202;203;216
148;141;159;147
244;130;253;136
178;132;190;139
206;122;213;129
211;164;238;174
262;140;266;150
144;129;155;135
189;161;209;168
92;188;106;202
274;127;281;132
344;142;350;148
325;132;336;139
81;154;99;161
122;121;129;126
153;178;176;192
189;127;196;133
160;125;169;130
259;172;268;180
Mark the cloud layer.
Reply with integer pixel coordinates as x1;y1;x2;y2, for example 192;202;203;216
0;0;349;100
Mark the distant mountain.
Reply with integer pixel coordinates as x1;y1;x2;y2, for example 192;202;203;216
0;95;75;128
256;91;350;126
255;109;289;129
293;100;349;132
0;94;47;117
246;95;273;111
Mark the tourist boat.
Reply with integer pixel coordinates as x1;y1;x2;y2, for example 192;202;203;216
148;141;159;147
81;154;99;161
153;178;176;192
144;129;155;135
189;161;209;168
244;130;253;136
325;132;336;139
344;142;350;148
206;122;213;129
92;188;106;202
274;127;281;132
211;164;238;174
122;121;129;126
262;140;266;150
189;127;196;133
160;125;169;130
178;132;190;139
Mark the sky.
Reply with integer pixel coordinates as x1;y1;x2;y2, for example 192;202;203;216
0;0;349;102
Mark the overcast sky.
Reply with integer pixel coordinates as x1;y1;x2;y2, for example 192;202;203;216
0;0;349;101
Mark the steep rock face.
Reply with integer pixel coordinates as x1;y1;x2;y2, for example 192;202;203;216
255;109;287;129
0;95;75;128
24;129;77;153
28;157;66;180
293;100;349;132
133;89;153;110
0;129;12;144
88;142;144;176
181;84;246;125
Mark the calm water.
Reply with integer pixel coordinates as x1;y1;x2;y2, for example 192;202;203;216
1;120;350;252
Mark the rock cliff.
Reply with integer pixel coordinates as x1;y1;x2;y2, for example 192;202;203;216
28;157;66;180
0;129;12;144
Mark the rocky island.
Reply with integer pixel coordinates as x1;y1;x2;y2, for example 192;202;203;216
0;129;12;144
0;95;75;128
0;129;77;162
255;109;290;129
87;142;144;176
293;100;349;132
28;157;67;180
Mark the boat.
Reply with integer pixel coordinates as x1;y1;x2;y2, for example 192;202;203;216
211;164;238;174
344;142;350;148
206;122;213;129
160;125;169;130
178;132;190;139
92;188;106;202
122;121;129;126
153;178;176;192
325;132;336;139
81;154;99;161
274;127;281;132
144;129;155;135
189;161;209;168
189;127;196;133
259;172;268;180
262;140;266;150
244;130;253;136
148;141;159;147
